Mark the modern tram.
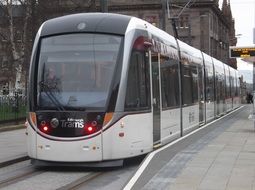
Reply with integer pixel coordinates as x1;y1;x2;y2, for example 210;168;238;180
26;13;241;166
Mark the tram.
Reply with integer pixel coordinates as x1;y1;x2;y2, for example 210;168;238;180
26;13;240;166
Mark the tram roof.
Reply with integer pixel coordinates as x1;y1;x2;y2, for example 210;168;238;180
40;13;131;36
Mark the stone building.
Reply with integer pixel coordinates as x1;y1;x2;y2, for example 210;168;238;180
0;0;238;94
105;0;237;68
7;0;238;68
51;0;237;68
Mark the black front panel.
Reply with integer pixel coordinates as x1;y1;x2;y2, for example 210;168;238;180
36;111;105;138
41;13;131;37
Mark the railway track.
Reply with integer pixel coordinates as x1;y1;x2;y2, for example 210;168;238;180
0;165;43;189
0;159;106;190
0;123;142;189
0;155;29;168
0;157;142;190
57;172;103;190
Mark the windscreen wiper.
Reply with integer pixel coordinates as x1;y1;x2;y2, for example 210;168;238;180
39;81;65;111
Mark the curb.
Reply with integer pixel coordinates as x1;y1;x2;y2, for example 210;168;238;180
0;124;25;132
0;155;29;168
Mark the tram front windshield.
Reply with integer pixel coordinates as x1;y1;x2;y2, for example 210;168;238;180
37;33;122;110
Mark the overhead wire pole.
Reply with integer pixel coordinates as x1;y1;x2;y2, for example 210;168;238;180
166;0;178;39
100;0;108;12
176;0;195;18
167;0;195;39
167;0;182;135
253;57;255;121
162;0;166;31
253;0;255;126
166;0;196;136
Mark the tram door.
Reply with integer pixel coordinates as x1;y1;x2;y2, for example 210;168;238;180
198;64;205;125
151;53;161;145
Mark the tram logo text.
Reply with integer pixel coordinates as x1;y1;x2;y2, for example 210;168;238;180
61;118;84;129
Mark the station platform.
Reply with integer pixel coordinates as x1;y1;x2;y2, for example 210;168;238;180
126;105;255;190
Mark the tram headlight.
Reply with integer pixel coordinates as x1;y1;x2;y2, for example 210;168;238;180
103;112;113;126
28;112;37;127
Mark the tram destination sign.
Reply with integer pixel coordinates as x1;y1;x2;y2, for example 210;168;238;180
229;46;255;58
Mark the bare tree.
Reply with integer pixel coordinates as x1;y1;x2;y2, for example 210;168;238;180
0;0;32;93
0;0;108;94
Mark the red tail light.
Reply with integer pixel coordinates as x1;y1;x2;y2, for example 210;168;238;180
39;120;51;134
87;126;93;132
43;126;49;132
84;121;98;135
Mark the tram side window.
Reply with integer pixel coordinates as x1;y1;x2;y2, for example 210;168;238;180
182;64;198;105
160;56;180;108
216;73;225;101
215;75;219;102
191;65;198;103
235;78;238;97
220;74;225;100
235;76;239;96
205;69;214;102
225;75;231;99
215;75;220;101
231;75;235;97
125;51;150;111
236;77;240;96
208;76;215;101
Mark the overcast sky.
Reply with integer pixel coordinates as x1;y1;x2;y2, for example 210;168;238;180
219;0;255;71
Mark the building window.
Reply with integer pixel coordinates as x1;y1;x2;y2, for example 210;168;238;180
144;15;158;27
178;15;189;28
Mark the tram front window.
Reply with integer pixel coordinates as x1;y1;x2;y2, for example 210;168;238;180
37;33;122;110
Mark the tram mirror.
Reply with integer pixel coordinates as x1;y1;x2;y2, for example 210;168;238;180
144;40;152;50
133;36;152;51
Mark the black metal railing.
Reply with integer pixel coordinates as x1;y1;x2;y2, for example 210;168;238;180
0;93;27;122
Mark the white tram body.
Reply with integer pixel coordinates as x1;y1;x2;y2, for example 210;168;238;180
26;13;241;166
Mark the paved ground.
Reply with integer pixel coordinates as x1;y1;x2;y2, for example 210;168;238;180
168;106;255;190
130;105;255;190
0;129;27;164
0;105;254;190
